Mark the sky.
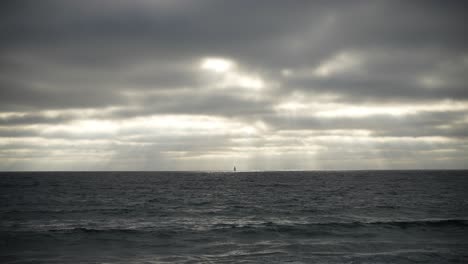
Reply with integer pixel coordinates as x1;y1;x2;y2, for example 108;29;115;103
1;0;468;171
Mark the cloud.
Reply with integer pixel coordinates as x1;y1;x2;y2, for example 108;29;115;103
0;0;467;170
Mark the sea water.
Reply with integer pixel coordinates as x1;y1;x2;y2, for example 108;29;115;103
1;171;467;263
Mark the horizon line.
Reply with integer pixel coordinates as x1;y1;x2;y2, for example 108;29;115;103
1;169;467;173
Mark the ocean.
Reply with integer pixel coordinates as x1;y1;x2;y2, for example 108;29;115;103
1;171;467;263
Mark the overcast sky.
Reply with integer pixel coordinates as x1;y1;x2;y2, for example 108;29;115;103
1;0;467;170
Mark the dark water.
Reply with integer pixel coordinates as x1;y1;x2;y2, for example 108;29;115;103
1;171;468;263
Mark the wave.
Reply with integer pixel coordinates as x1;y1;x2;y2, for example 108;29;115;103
65;227;141;233
6;218;466;236
215;218;468;229
1;208;136;214
209;218;468;236
358;218;468;228
49;227;182;238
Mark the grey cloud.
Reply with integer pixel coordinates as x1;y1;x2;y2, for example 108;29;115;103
265;111;468;138
0;77;125;111
109;92;273;119
0;112;74;126
2;0;467;110
0;127;39;138
288;74;468;102
1;0;468;169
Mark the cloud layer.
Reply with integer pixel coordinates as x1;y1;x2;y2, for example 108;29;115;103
1;0;467;170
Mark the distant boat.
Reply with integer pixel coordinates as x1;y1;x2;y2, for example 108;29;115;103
233;166;236;172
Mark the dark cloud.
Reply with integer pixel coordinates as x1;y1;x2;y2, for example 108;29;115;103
2;0;467;106
0;0;467;170
265;110;468;138
0;112;73;126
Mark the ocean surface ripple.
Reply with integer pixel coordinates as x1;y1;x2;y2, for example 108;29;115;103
1;170;468;263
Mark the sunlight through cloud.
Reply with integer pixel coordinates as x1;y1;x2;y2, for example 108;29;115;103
200;57;234;73
200;57;265;90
